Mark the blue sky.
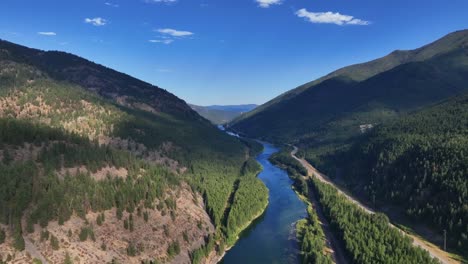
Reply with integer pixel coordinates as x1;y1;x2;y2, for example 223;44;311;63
1;0;467;105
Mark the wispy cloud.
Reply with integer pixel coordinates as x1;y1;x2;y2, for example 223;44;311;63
84;17;107;26
38;32;57;36
156;28;194;37
296;9;370;26
149;28;194;45
256;0;282;8
149;39;174;45
144;0;177;4
105;2;119;7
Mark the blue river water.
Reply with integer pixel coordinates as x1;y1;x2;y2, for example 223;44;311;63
220;142;308;264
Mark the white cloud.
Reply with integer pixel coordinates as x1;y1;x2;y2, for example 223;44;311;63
296;9;370;26
84;17;107;26
105;2;119;7
38;32;57;36
149;39;174;44
156;28;194;37
256;0;282;8
149;28;193;45
145;0;177;3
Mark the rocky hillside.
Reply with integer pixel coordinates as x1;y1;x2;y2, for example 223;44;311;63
0;40;268;263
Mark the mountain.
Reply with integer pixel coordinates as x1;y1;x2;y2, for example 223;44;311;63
190;104;257;124
327;94;468;255
234;29;468;123
229;29;468;257
0;40;267;263
230;29;468;153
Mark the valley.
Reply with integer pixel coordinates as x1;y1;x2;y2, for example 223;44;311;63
190;105;257;125
0;3;466;262
220;142;307;264
230;29;468;262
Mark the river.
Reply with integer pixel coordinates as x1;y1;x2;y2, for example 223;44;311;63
220;142;307;264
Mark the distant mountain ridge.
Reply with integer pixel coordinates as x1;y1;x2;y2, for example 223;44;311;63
190;104;257;124
204;104;257;112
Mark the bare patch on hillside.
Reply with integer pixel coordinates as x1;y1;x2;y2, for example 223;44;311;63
57;166;128;181
1;184;214;264
0;91;118;139
99;136;186;174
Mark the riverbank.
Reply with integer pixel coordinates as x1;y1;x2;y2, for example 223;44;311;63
270;147;343;264
219;142;307;263
204;199;269;264
200;137;269;264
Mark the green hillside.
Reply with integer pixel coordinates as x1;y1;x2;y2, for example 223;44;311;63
0;40;267;263
322;94;468;255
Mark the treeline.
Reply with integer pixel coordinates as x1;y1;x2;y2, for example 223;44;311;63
195;173;234;227
190;235;217;264
296;206;333;264
188;139;268;260
310;177;439;264
269;147;309;197
225;177;268;244
0;118;84;146
240;138;264;157
0;118;177;251
270;147;331;263
269;147;307;176
323;94;468;255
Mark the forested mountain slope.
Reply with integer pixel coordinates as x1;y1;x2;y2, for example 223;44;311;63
322;94;468;255
231;31;468;144
230;29;468;161
0;40;268;263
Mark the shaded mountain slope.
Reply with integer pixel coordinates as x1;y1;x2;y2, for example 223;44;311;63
232;29;468;123
230;30;468;150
